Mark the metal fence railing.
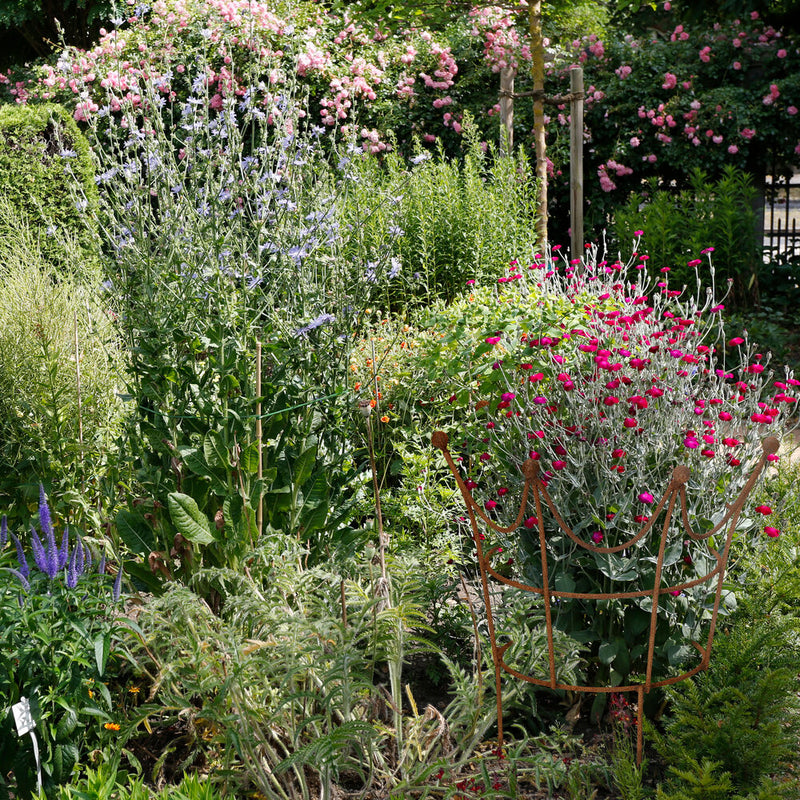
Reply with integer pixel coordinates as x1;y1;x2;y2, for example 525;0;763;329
763;170;800;262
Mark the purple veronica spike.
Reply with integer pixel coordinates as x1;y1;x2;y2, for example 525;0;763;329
112;566;123;602
98;553;106;575
30;525;50;576
38;485;53;539
67;543;81;589
58;526;70;571
38;488;59;579
10;568;30;591
12;534;29;580
1;515;7;547
75;538;85;577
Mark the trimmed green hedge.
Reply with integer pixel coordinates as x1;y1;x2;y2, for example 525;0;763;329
0;102;99;276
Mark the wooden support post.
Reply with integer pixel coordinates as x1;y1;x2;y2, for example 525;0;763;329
529;0;548;249
256;341;263;538
499;67;515;156
569;66;584;260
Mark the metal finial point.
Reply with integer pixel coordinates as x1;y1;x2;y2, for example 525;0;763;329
431;431;449;451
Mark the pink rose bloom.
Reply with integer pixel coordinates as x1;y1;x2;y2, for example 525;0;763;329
788;106;798;116
728;144;739;154
777;49;787;58
662;72;677;90
699;46;711;62
733;61;742;70
740;127;756;140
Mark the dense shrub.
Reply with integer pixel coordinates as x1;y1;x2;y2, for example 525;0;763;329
0;103;99;276
612;166;760;307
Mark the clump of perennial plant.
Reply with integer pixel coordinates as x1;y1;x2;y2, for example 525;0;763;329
0;488;125;797
452;242;798;684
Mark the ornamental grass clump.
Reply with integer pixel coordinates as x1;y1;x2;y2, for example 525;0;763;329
450;243;798;687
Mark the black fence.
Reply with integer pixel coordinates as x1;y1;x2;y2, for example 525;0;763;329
763;170;800;262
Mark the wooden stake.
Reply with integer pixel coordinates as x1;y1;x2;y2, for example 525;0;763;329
569;67;584;260
529;0;548;249
499;67;515;156
256;341;263;538
74;310;83;447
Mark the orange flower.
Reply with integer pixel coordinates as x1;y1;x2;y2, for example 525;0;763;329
104;722;121;731
354;382;361;391
380;415;389;423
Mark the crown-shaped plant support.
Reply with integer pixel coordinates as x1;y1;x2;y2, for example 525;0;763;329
431;429;780;764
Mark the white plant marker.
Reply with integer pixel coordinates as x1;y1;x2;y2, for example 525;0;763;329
12;697;42;795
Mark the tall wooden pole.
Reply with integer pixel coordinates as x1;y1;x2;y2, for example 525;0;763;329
529;0;548;250
499;67;515;156
569;66;584;260
256;341;263;537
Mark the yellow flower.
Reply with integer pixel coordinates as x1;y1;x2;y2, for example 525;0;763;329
104;722;121;731
128;686;140;694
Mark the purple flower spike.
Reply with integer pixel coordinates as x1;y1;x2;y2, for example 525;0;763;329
38;488;59;579
12;534;29;580
1;515;7;547
39;485;53;540
98;553;106;575
112;566;123;602
58;526;70;571
67;545;80;589
10;568;30;591
30;525;50;576
75;538;85;577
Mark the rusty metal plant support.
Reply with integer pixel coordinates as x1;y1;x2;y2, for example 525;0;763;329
431;431;780;764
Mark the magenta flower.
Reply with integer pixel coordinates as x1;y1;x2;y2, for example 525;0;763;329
765;526;780;538
755;505;773;515
523;516;538;529
485;500;498;511
591;531;604;544
638;492;654;504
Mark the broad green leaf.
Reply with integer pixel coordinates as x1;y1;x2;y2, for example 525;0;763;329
293;441;318;488
94;633;110;678
598;639;619;665
167;492;215;545
115;510;156;556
